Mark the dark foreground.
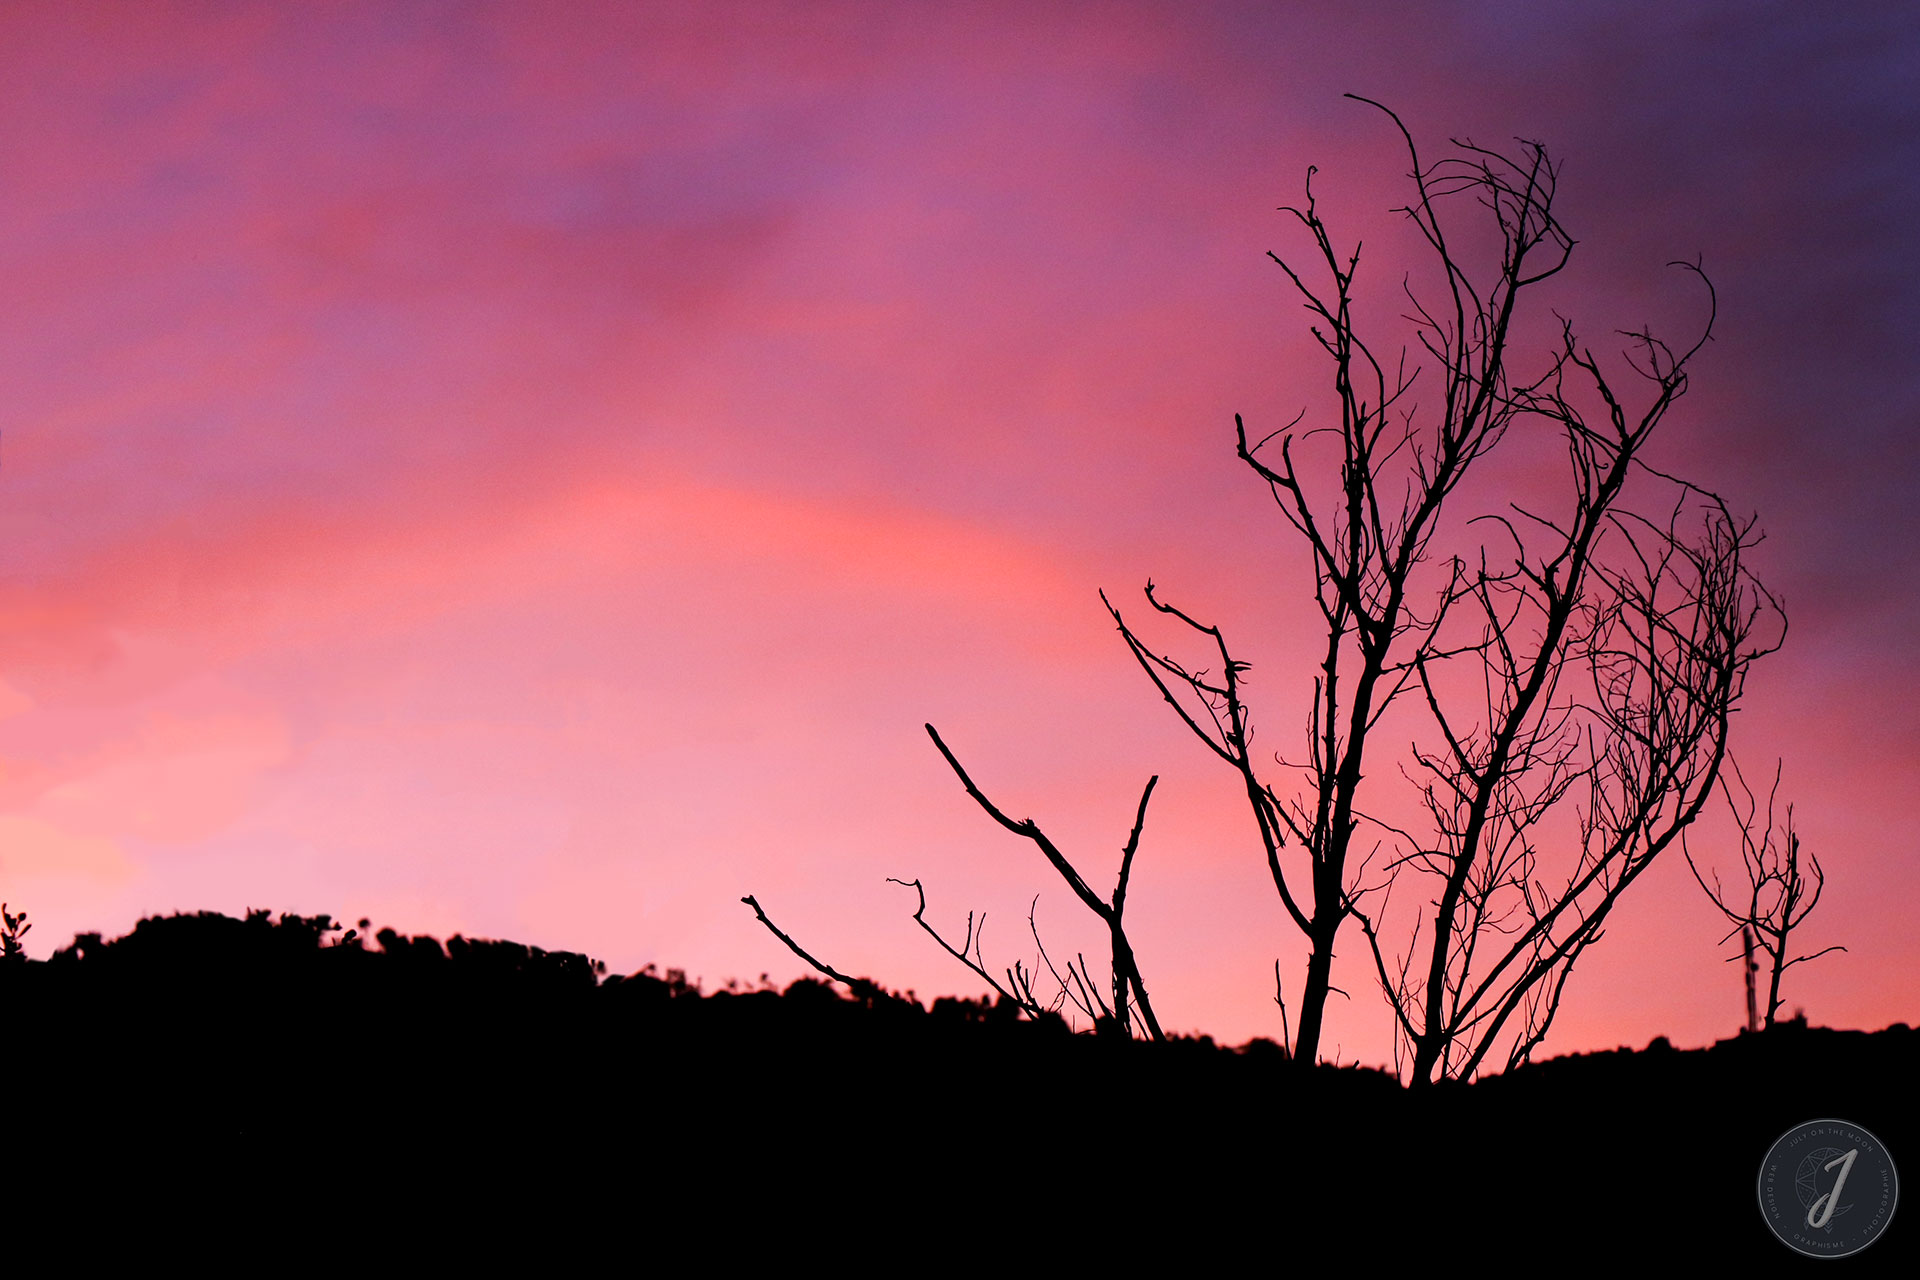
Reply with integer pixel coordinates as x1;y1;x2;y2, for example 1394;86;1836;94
5;910;1911;1267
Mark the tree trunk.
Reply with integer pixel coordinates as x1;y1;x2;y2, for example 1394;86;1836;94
1292;910;1342;1062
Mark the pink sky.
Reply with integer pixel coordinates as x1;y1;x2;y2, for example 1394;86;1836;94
0;2;1914;1070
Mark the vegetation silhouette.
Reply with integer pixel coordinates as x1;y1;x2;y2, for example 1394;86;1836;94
1;902;27;961
1686;757;1846;1031
2;908;1908;1264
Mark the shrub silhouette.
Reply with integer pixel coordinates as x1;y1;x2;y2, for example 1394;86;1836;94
1;903;28;962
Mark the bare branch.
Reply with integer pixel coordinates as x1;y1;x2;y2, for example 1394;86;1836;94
741;895;878;1000
887;878;1039;1017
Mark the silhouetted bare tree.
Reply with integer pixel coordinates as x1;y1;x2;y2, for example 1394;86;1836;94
1104;97;1782;1080
1684;757;1842;1031
746;99;1783;1073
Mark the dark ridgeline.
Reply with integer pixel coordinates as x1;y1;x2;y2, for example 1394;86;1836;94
0;909;1909;1266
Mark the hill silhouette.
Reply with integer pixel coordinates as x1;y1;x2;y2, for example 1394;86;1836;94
3;909;1908;1265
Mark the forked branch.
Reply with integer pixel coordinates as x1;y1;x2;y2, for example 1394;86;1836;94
920;723;1165;1040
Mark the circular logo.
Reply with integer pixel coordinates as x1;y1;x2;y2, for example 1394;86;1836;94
1758;1118;1899;1258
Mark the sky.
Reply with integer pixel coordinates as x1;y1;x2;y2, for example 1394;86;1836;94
0;0;1915;1072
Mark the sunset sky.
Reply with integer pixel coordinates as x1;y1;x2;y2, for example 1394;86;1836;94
1;1;1914;1070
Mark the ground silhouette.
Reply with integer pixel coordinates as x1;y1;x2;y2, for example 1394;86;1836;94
3;909;1908;1266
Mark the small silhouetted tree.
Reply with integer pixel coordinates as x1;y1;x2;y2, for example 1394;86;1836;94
1684;757;1842;1030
